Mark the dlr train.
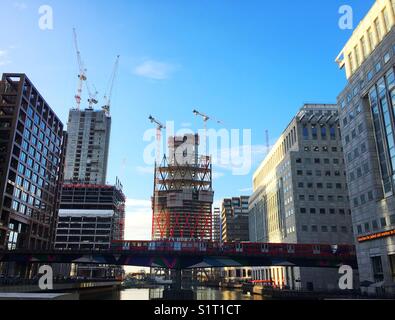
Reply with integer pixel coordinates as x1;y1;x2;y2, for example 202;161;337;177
111;240;356;257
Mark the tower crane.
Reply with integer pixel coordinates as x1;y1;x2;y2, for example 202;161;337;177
193;109;223;133
73;28;98;110
149;115;166;163
193;109;223;156
103;55;120;115
72;28;86;110
86;82;98;110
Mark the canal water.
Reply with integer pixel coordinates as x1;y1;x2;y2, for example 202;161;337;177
83;287;264;300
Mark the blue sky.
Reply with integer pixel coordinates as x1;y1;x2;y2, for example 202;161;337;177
0;0;374;241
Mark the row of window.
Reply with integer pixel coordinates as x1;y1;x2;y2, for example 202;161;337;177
297;181;344;190
346;142;368;163
302;145;339;153
298;194;348;203
296;157;342;165
297;170;344;178
301;225;349;233
299;207;350;215
348;161;371;182
344;123;365;144
302;125;337;141
352;190;375;207
356;215;395;235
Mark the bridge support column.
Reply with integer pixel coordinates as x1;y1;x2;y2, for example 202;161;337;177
162;269;195;300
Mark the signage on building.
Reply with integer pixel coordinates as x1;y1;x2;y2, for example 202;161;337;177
357;229;395;243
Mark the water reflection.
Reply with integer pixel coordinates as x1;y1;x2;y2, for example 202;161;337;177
86;287;263;301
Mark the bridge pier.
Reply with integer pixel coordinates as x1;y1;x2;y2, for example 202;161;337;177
162;269;195;300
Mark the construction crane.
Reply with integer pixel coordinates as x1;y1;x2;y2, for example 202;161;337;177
193;109;223;133
86;82;98;110
102;55;120;115
72;28;87;110
149;115;166;163
193;109;223;156
73;28;98;110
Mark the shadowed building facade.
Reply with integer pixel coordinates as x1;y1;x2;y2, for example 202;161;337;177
0;74;66;277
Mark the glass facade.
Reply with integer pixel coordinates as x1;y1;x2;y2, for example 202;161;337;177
0;74;65;250
369;67;395;195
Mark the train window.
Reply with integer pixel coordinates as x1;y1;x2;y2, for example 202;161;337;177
287;245;295;253
236;243;243;253
261;244;269;253
331;245;338;254
313;245;321;254
174;242;181;251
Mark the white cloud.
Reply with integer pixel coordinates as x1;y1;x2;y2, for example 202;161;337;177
13;2;28;10
124;198;152;240
134;60;177;80
0;50;11;66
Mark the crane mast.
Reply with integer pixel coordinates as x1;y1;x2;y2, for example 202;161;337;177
73;28;87;110
149;115;166;163
103;55;120;115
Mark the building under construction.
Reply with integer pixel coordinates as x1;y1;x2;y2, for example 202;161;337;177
152;134;214;241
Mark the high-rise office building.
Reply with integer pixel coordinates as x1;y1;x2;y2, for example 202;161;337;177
0;73;66;252
221;196;251;284
64;108;111;184
212;207;221;242
336;0;395;295
54;182;125;278
152;134;214;240
221;196;250;242
249;104;354;291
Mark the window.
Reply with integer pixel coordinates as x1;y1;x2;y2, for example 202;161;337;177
300;208;306;214
371;256;384;282
311;225;318;232
321;226;328;232
310;208;316;214
381;217;387;228
302;226;308;232
303;126;309;140
384;52;391;64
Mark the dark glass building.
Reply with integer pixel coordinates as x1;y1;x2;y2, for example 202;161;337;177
0;73;66;251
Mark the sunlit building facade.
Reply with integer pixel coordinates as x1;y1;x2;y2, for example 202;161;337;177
336;0;395;295
249;104;355;291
